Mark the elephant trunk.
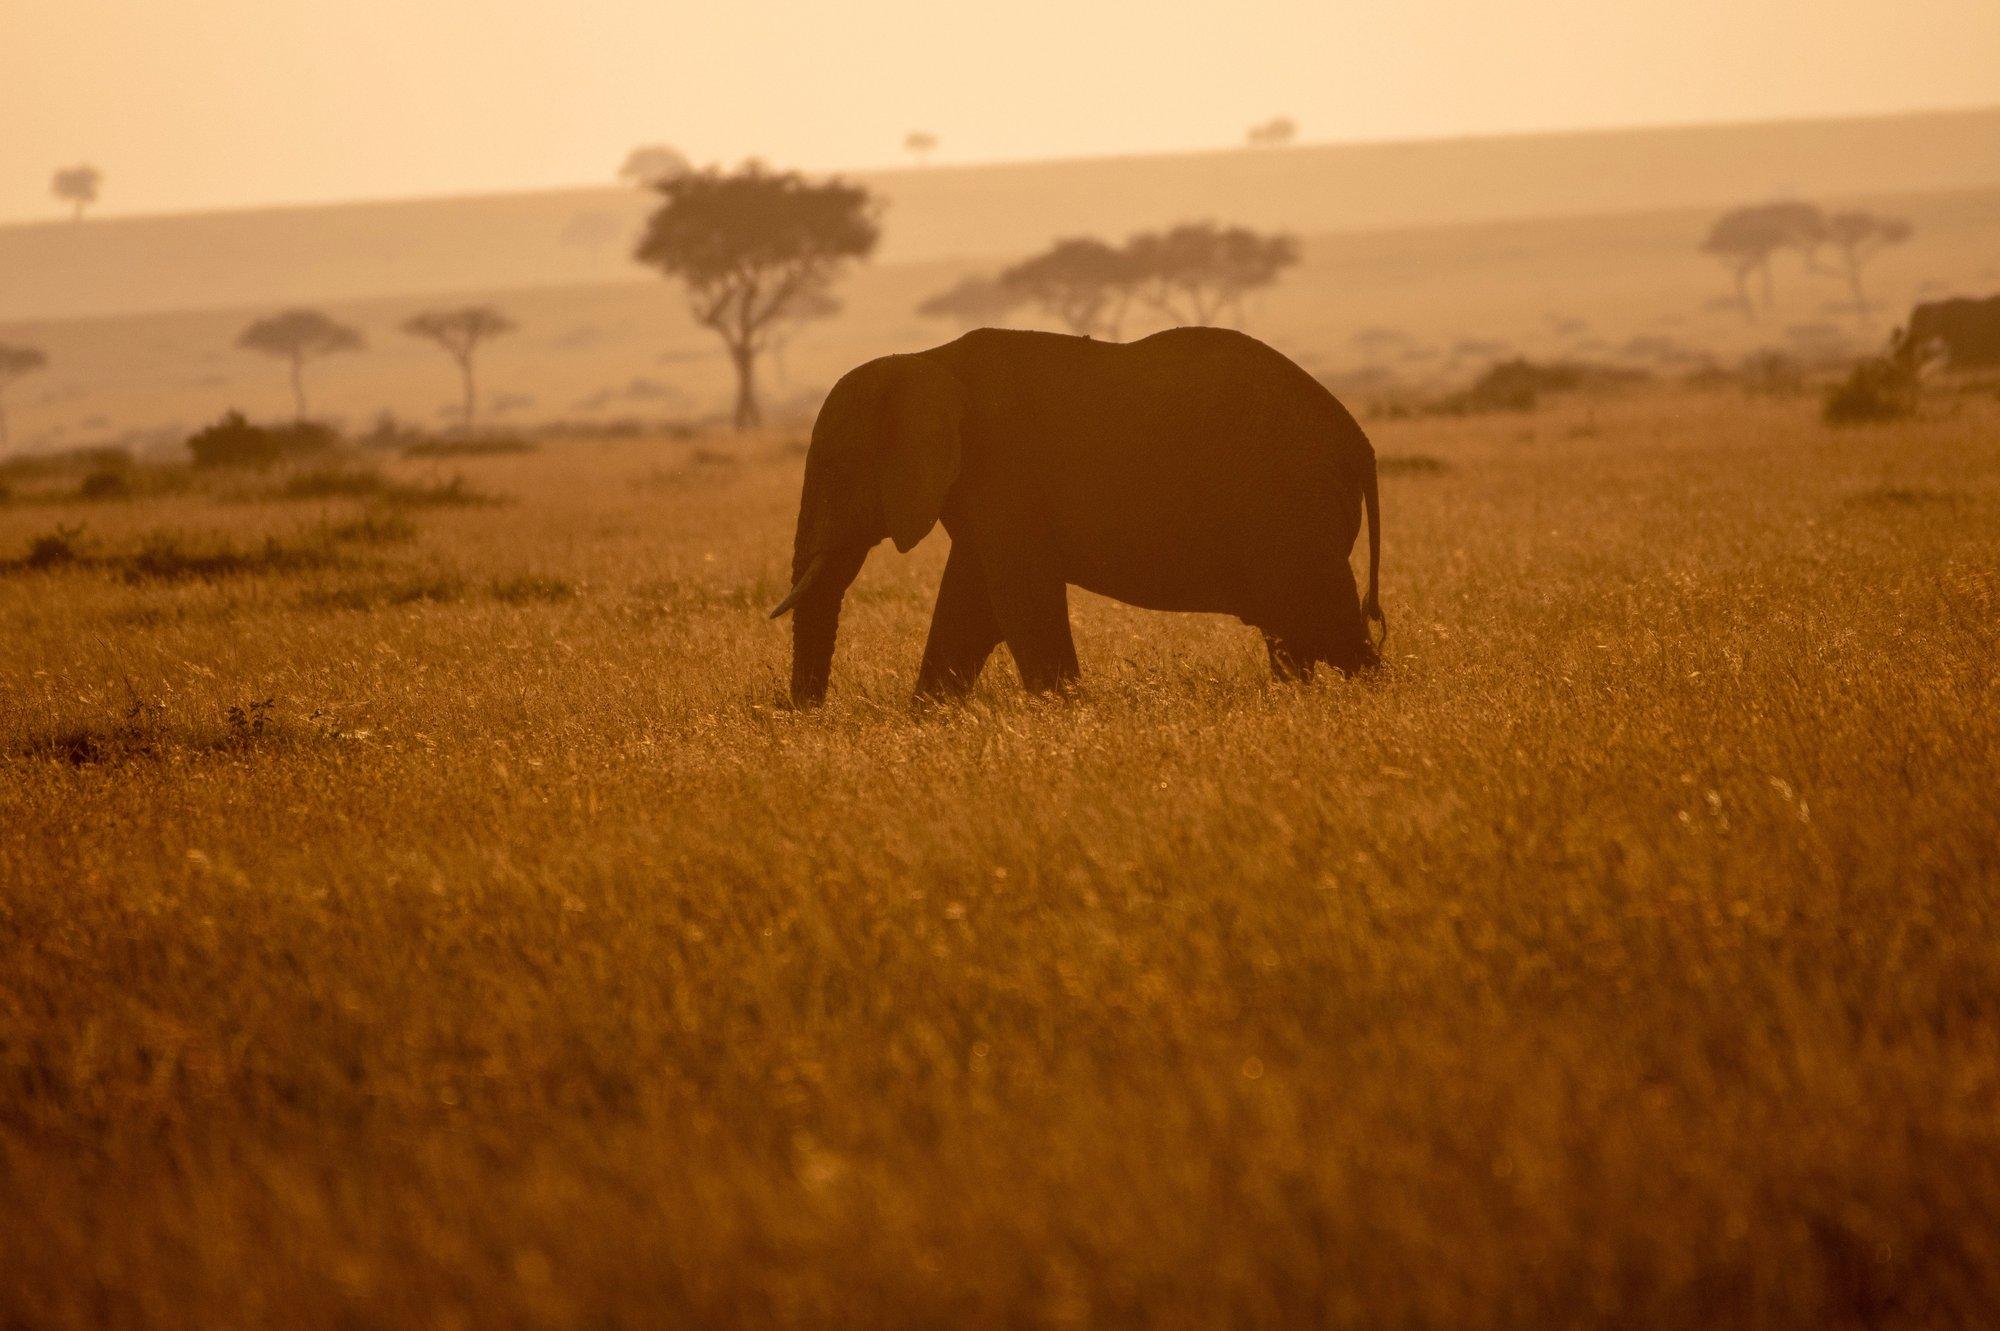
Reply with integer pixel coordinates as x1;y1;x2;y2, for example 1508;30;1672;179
787;543;869;706
776;485;872;707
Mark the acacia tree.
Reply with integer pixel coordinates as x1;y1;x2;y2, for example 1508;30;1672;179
1810;211;1913;319
236;309;364;421
1700;202;1823;319
403;306;517;433
0;344;50;449
634;164;879;430
51;165;101;221
1128;222;1299;325
904;131;939;166
999;238;1143;338
916;274;1020;328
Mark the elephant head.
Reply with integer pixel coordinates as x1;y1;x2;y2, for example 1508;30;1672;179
769;354;963;705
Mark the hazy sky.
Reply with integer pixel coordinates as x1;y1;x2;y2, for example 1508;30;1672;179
4;0;1997;222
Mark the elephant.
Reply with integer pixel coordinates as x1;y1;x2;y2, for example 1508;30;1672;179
771;326;1384;705
1895;295;2000;370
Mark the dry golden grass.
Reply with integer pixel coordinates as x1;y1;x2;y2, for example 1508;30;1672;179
2;384;1997;1326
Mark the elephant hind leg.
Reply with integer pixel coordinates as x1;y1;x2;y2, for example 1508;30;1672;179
1264;631;1316;682
915;542;1003;700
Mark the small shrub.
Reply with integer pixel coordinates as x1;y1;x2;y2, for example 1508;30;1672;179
78;468;134;500
1824;358;1919;425
1429;359;1647;416
267;467;495;507
120;531;337;583
23;524;88;569
187;412;337;469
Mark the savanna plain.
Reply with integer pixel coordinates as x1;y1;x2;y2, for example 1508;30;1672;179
2;381;1998;1327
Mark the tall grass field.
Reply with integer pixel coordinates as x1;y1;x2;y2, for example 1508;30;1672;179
3;381;1997;1325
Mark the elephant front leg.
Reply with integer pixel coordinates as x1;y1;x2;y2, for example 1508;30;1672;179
914;542;1003;700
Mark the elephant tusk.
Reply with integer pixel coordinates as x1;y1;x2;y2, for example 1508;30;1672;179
769;550;829;618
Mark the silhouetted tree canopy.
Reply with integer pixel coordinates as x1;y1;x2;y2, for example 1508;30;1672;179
999;238;1144;338
1127;223;1300;325
0;343;50;450
904;131;939;165
236;310;364;421
1700;202;1824;319
1811;211;1914;318
402;306;518;433
917;275;1021;327
51;165;101;222
633;163;880;429
619;145;692;188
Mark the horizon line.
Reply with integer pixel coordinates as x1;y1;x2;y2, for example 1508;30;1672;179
4;97;1998;233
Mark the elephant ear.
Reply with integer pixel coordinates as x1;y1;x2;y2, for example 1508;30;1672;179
878;358;964;553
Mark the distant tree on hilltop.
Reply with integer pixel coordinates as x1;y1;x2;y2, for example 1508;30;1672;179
634;163;879;429
402;306;518;434
904;131;939;166
52;165;101;222
0;344;50;450
618;144;692;188
1245;116;1297;148
237;310;364;421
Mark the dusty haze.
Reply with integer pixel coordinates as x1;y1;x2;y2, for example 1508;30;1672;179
4;0;1998;219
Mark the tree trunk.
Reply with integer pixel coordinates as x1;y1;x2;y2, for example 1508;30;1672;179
0;390;9;450
289;354;308;421
1758;258;1775;312
730;341;762;431
1844;252;1871;321
460;354;477;435
1732;267;1755;322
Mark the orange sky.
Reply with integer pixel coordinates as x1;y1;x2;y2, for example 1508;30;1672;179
4;0;1997;222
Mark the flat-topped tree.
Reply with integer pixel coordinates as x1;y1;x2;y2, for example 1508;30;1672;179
52;165;101;222
999;238;1144;339
1127;222;1299;326
634;163;879;430
0;344;50;450
1812;211;1914;320
402;306;517;433
237;310;364;421
1700;202;1824;320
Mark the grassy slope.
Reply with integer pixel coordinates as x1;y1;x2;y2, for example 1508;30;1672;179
2;385;1997;1325
2;104;1998;323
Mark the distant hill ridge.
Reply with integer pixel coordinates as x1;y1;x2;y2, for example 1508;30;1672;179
2;105;1997;322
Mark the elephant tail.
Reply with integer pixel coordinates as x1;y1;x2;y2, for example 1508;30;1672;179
1361;443;1385;647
